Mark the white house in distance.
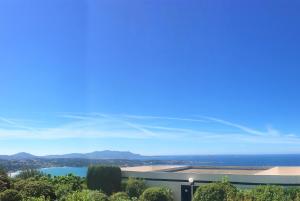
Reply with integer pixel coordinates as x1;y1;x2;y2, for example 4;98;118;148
121;166;300;201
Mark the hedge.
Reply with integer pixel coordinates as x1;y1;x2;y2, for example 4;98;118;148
65;190;108;201
110;192;131;201
193;182;237;201
87;165;121;195
125;178;146;198
140;187;173;201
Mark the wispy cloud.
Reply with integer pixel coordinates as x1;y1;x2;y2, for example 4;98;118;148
0;116;35;131
0;113;298;146
201;116;294;138
122;114;207;123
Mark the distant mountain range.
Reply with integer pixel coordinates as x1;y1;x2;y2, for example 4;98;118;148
0;150;145;160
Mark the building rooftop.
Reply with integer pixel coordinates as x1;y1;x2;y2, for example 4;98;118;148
121;166;300;176
121;165;181;172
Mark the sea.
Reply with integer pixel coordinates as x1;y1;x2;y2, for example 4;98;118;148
37;155;300;177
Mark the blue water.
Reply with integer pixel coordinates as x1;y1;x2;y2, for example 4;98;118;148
39;155;300;177
41;167;88;177
154;154;300;166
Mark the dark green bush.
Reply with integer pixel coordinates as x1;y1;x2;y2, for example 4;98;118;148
284;188;300;201
21;180;56;200
110;192;131;201
23;197;48;201
0;189;22;201
250;185;285;201
0;169;10;192
140;187;173;201
193;182;237;201
52;174;84;200
53;174;83;191
87;165;121;195
235;190;253;201
125;178;146;198
65;190;108;201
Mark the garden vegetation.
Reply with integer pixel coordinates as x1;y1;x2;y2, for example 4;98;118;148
2;165;300;201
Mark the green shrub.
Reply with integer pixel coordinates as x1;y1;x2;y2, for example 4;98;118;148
52;174;84;200
23;196;49;201
235;190;253;201
140;187;173;201
284;188;300;201
0;189;22;201
54;184;74;201
193;182;237;201
65;190;108;201
0;169;10;192
110;192;131;201
250;185;285;201
12;179;27;191
87;165;121;195
21;180;56;200
125;178;146;198
52;174;84;191
121;181;127;192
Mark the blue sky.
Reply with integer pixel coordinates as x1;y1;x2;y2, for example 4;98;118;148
1;0;300;155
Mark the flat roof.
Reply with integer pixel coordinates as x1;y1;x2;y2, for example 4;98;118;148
121;166;300;176
176;168;262;175
121;165;182;172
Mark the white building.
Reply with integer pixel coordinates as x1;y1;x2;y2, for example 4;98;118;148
122;166;300;201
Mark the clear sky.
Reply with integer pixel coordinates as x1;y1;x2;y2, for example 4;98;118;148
1;0;300;155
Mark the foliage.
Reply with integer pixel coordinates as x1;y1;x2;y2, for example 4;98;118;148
193;181;237;201
284;188;300;201
13;178;28;191
125;178;146;198
54;184;74;201
65;190;108;201
87;165;121;195
0;189;22;201
140;187;173;201
51;174;84;200
235;190;253;201
16;169;46;180
110;192;131;201
20;180;56;200
0;168;10;192
5;166;300;201
249;185;285;201
23;196;49;201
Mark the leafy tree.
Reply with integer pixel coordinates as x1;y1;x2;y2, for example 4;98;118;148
54;184;74;201
51;174;84;200
110;192;131;201
65;190;108;201
13;178;27;191
87;166;121;195
15;169;45;180
193;181;237;201
250;185;285;201
0;168;10;192
284;188;300;201
140;187;173;201
23;196;49;201
52;174;84;191
125;178;146;198
235;190;253;201
0;189;22;201
21;180;56;200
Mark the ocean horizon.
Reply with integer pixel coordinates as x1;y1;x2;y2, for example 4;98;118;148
35;154;300;177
